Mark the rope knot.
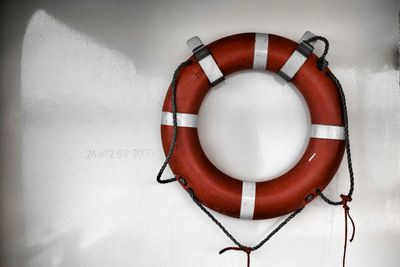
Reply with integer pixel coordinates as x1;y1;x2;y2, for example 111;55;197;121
243;246;252;254
340;194;352;210
317;57;329;71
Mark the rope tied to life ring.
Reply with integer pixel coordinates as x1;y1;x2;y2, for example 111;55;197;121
156;34;356;267
304;36;356;267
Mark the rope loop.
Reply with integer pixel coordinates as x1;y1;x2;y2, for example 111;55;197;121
307;36;355;204
305;35;330;71
156;59;192;184
188;186;302;267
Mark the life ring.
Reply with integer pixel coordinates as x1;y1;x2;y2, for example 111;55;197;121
161;32;345;220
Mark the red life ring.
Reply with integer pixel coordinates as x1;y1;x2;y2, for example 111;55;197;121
161;33;345;220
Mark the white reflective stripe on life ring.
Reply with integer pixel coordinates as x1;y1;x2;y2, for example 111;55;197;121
278;31;317;81
279;50;308;80
240;181;256;219
161;112;198;128
198;55;224;84
187;36;224;85
253;33;269;70
311;124;345;140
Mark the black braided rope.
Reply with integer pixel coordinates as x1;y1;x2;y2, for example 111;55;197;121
305;36;330;70
251;208;303;250
188;188;303;251
156;59;192;184
305;36;355;205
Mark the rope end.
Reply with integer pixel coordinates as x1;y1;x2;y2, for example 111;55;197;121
340;194;355;267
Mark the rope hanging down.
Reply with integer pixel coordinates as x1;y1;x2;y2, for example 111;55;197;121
303;36;355;205
156;59;192;184
156;35;355;267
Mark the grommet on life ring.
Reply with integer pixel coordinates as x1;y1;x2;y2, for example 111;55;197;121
160;32;345;220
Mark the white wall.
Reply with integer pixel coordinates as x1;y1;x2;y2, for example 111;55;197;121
0;1;399;266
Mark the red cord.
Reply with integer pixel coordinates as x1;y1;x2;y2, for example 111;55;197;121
340;194;355;267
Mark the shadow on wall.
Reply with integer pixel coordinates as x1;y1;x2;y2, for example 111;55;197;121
23;0;400;71
1;1;399;267
0;1;38;267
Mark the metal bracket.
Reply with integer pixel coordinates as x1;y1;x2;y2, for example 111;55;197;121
278;31;317;82
187;36;225;86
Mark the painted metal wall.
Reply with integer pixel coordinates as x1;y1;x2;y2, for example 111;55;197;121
1;1;399;266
